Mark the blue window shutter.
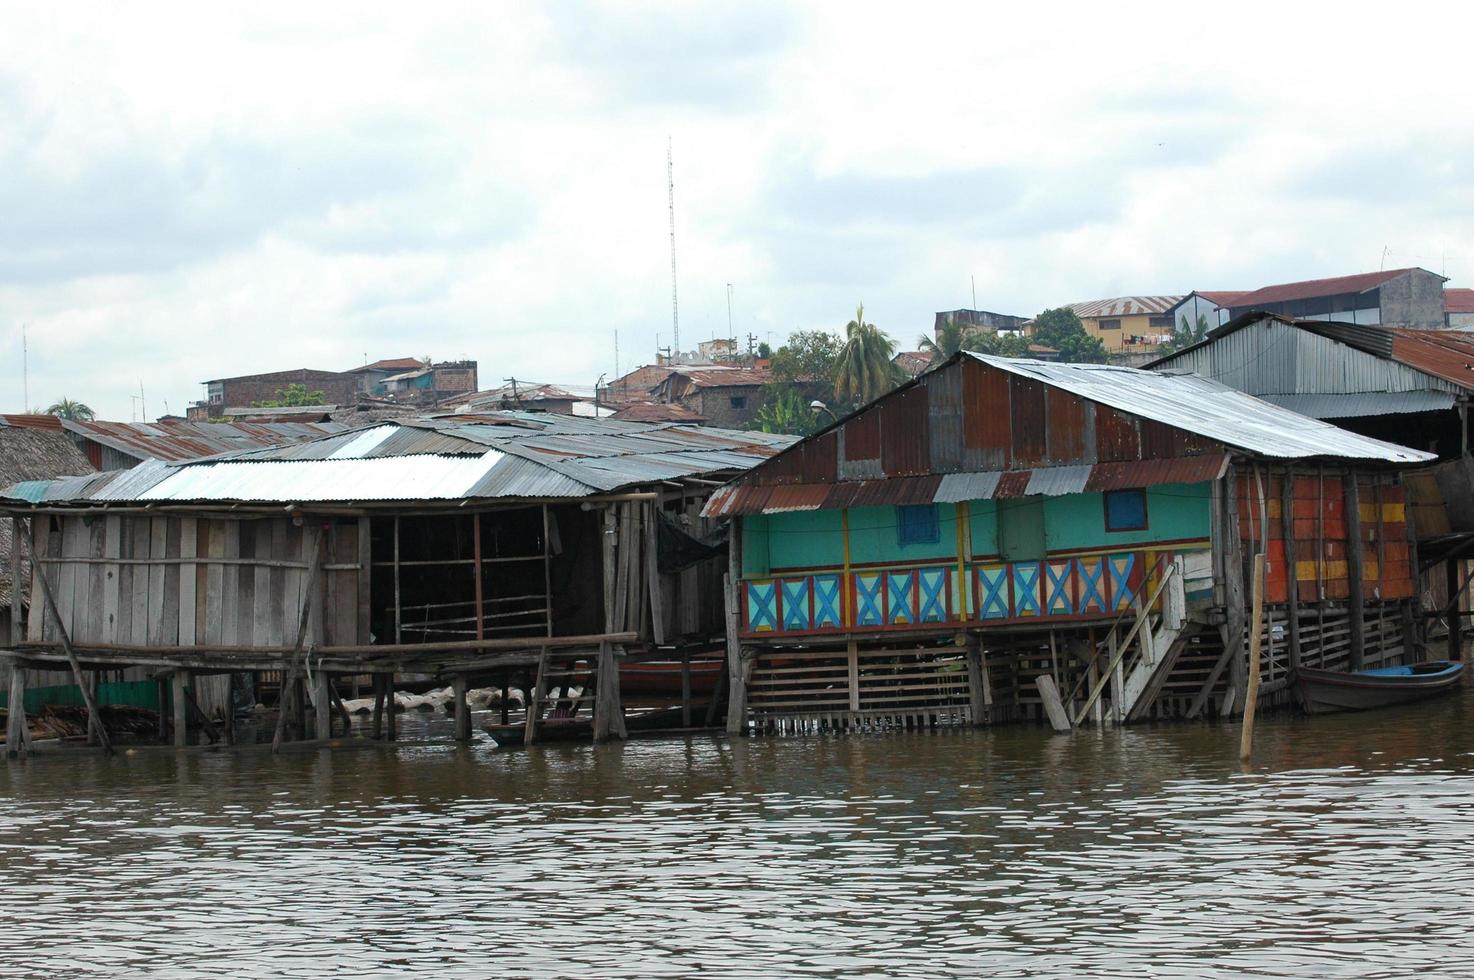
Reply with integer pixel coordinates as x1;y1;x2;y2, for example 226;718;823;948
897;505;940;546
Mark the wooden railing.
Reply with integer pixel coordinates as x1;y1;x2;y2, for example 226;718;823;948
741;549;1203;638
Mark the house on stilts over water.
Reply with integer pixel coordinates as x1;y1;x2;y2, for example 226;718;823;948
703;352;1434;734
0;413;790;753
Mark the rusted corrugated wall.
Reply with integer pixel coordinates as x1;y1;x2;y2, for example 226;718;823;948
747;356;1223;487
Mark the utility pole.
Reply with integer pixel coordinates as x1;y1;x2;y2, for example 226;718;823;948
668;138;680;357
726;283;734;342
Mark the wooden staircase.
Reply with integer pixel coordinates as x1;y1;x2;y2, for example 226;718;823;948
523;641;626;745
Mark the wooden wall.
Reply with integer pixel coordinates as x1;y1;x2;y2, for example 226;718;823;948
27;514;366;650
1235;467;1414;605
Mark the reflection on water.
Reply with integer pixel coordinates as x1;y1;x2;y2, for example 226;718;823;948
2;689;1473;978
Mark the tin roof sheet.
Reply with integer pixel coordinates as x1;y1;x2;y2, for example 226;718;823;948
1068;296;1184;318
704;455;1233;517
63;419;349;462
968;354;1431;463
1445;288;1474;315
1257;391;1458;419
1229;268;1441;307
3;412;794;506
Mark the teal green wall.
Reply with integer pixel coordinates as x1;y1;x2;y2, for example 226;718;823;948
846;504;959;565
0;680;160;714
1042;482;1210;551
968;500;999;556
739;481;1211;576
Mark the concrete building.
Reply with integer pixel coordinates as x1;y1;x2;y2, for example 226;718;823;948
933;309;1029;334
652;367;773;429
1066;296;1184;354
1445;288;1474;329
1224;268;1448;328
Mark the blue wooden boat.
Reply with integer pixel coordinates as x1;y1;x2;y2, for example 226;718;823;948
1295;661;1464;714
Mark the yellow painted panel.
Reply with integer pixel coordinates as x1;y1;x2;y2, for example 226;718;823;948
1295;559;1348;580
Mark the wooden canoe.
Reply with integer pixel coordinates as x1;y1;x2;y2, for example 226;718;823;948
1295;661;1464;714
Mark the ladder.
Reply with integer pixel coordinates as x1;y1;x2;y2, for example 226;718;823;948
523;642;626;745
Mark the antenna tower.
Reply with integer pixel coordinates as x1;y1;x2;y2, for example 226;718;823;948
667;138;680;357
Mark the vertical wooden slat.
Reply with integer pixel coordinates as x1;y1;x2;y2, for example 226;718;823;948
356;517;372;649
268;519;287;647
147;518;167;645
129;518;149;646
646;499;667;645
85;517;106;645
178;518;198;648
102;515;121;643
8;517;21;648
473;512;484;641
220;519;240;646
162;518;181;646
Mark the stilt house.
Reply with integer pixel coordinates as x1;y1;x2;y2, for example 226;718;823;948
0;413;789;748
704;353;1433;733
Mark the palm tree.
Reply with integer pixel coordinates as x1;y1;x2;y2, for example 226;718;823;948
834;304;899;406
917;316;983;359
45;398;95;421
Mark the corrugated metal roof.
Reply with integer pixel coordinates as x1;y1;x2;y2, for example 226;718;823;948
968;354;1431;463
1446;288;1474;315
1229;268;1440;307
1069;296;1184;318
1258;391;1457;418
705;455;1233;517
62;419;350;463
2;412;794;506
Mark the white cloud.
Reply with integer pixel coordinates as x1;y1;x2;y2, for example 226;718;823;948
0;0;1471;417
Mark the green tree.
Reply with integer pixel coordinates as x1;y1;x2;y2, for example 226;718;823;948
750;385;821;437
834;304;900;407
1028;307;1108;364
45;398;95;421
252;383;327;408
769;329;843;385
968;332;1033;358
917;317;988;359
1157;313;1211;355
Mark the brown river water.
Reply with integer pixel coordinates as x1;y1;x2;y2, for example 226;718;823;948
2;688;1473;978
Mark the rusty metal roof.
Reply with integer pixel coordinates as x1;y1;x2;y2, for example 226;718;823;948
3;412;793;507
704;454;1231;517
1228;268;1442;307
63;418;350;462
976;355;1430;462
1446;288;1474;315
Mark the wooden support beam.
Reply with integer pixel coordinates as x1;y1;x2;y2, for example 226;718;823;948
6;662;27;758
453;673;471;742
385;672;397;741
724;570;746;735
182;679;222;744
33;558;112;755
172;671;189;748
1240;554;1266;763
1448;558;1465;661
371;673;385;739
964;635;986;727
681;648;692;728
313;668;331;741
472;513;484;641
1222;465;1248;709
8;517;20;649
1034;674;1071;733
524;648;547;746
1345;477;1365;671
646;501;667;646
273;528;323;753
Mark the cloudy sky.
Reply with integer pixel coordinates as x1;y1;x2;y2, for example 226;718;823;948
1;2;1471;419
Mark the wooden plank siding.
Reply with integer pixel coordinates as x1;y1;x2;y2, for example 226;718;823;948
26;515;367;653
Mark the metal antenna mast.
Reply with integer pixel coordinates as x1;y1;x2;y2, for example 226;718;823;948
668;137;680;358
21;323;28;411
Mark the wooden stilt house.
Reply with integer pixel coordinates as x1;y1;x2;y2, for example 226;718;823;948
703;353;1433;734
0;413;789;752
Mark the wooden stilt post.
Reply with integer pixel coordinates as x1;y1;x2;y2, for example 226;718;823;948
313;668;331;741
453;673;471;742
223;675;236;746
32;560;113;754
1220;464;1248;716
500;675;510;725
1240;554;1266;763
964;635;986;727
385;672;398;741
7;517;20;650
6;661;27;758
273;528;324;753
680;648;692;728
525;648;547;746
155;677;169;742
724;572;747;736
371;673;385;739
1447;558;1464;661
172;671;189;748
182;682;221;744
593;641;618;742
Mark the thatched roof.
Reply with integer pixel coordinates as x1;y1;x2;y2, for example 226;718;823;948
0;424;94;612
0;424;94;485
